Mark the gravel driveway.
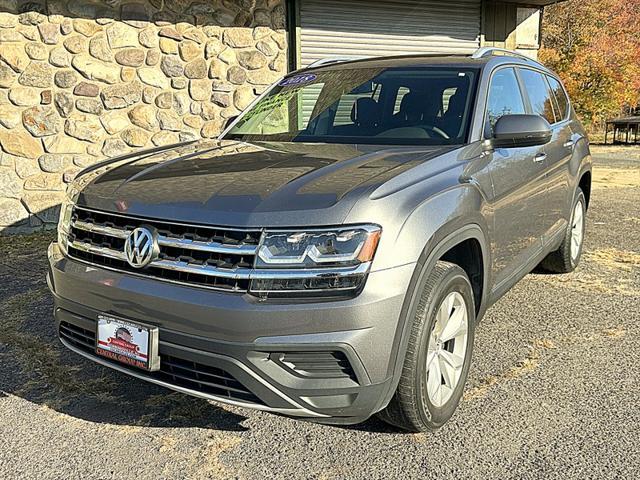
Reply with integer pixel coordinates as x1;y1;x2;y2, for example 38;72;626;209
1;147;638;479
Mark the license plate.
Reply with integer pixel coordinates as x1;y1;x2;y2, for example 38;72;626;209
96;315;160;371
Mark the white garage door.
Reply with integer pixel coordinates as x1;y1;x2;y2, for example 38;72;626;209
299;0;482;67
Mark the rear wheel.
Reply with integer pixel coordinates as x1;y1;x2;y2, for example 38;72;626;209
539;188;586;273
378;261;475;432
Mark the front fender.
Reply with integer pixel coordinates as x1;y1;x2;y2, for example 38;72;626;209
369;186;492;414
391;184;490;268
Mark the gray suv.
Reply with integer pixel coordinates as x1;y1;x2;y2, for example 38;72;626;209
48;48;591;432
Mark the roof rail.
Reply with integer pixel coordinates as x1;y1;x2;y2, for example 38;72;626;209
307;56;369;68
471;47;536;62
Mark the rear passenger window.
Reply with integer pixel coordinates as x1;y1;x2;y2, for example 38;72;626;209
547;76;569;121
486;67;526;135
519;68;557;124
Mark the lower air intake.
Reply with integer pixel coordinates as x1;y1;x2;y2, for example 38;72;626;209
275;351;358;382
58;321;262;405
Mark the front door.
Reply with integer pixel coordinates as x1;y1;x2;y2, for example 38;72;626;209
489;145;548;288
485;67;547;289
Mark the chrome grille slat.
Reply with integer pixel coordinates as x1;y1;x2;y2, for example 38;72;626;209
69;241;253;280
151;259;252;279
72;220;129;239
70;240;127;261
157;235;258;256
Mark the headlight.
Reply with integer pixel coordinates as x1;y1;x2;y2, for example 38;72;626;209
250;226;381;299
256;226;381;269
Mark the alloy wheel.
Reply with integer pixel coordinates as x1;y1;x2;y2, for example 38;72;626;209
426;291;469;408
570;199;585;263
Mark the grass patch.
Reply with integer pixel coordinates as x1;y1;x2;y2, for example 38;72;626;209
0;231;55;257
0;287;116;401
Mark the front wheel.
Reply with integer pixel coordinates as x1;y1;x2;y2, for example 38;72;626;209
378;261;475;432
539;188;586;273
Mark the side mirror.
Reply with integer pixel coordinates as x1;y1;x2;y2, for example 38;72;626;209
488;114;552;149
223;115;238;130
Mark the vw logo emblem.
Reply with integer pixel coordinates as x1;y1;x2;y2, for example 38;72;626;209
124;227;157;269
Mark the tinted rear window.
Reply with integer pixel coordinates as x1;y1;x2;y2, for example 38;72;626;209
519;68;557;124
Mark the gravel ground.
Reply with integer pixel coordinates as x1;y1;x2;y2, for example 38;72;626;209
0;147;638;479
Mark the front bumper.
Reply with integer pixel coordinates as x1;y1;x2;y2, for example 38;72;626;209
48;242;414;423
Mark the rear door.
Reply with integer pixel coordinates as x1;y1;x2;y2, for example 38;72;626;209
485;67;548;290
545;75;575;235
517;68;572;242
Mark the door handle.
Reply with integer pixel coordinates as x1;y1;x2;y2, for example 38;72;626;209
563;140;575;149
533;153;547;163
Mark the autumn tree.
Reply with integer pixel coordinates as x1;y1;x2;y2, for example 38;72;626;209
539;0;640;129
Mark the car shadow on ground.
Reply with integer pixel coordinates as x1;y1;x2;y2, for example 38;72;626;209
0;231;251;433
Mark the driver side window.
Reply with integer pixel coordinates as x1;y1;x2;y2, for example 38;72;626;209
486;67;526;136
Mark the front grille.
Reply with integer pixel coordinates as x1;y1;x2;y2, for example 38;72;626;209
277;351;358;381
60;320;95;350
66;207;261;292
160;355;258;403
59;321;262;404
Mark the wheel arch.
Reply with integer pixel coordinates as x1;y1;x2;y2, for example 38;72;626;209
578;169;592;209
374;221;490;414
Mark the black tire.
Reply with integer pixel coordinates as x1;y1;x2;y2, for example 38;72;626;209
539;188;586;273
378;261;476;432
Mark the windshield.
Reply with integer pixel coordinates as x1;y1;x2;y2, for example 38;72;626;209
224;66;478;145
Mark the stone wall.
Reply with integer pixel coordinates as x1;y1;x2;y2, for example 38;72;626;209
0;0;287;234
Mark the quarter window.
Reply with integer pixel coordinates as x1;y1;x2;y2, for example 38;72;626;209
486;67;526;135
547;75;569;121
519;68;557;124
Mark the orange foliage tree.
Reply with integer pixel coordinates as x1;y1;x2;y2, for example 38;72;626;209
539;0;640;129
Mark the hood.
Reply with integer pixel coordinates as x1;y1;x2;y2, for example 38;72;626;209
76;140;454;227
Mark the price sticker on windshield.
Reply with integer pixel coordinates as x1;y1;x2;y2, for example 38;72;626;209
279;74;317;87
